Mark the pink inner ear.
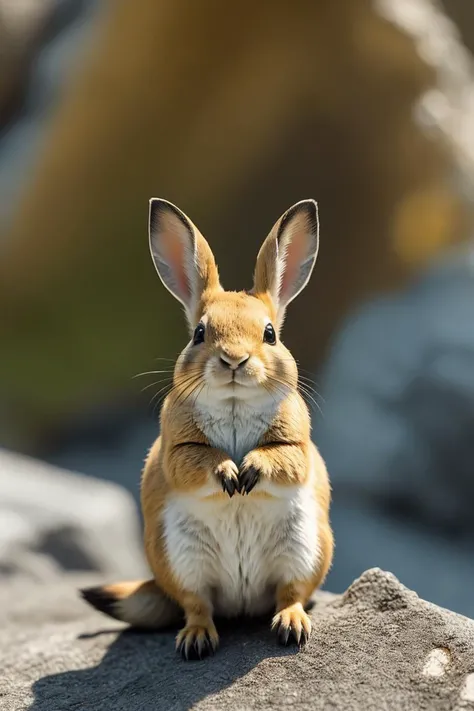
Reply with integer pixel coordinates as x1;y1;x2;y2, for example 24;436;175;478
161;219;191;301
280;227;309;300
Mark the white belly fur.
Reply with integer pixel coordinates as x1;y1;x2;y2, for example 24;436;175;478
163;479;320;616
163;393;321;616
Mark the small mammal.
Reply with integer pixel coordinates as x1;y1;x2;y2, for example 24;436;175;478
82;198;334;660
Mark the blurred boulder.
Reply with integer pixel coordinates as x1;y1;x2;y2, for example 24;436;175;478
0;0;55;127
443;0;474;57
0;448;147;580
379;0;474;194
0;0;101;226
1;0;473;451
317;245;474;614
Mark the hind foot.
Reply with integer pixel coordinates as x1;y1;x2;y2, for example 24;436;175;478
272;603;312;647
176;622;219;660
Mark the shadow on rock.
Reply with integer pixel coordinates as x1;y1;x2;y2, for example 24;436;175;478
30;616;299;711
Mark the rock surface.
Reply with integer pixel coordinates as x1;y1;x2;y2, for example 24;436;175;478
2;568;474;711
0;449;147;581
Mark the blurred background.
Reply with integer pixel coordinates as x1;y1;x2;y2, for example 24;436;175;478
1;0;474;616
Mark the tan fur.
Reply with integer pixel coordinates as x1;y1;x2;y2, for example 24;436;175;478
81;198;333;659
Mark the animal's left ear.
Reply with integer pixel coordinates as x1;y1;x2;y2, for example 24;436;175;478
253;199;319;323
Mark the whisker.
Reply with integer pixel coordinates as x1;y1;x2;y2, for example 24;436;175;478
297;387;324;419
265;376;292;401
132;370;174;379
150;382;174;408
297;379;325;404
141;378;172;393
145;375;174;391
154;355;182;363
267;374;325;419
174;375;203;408
134;366;204;379
180;378;205;408
264;382;286;406
148;372;204;416
192;381;207;408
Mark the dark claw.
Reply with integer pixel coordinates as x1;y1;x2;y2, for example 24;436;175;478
177;639;188;660
277;622;291;646
183;643;201;661
221;475;236;497
238;465;260;495
204;632;215;656
276;621;308;648
177;633;215;661
300;628;309;646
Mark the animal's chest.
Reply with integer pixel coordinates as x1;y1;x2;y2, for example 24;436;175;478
195;402;272;463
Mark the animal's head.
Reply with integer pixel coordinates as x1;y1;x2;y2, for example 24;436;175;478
149;198;319;406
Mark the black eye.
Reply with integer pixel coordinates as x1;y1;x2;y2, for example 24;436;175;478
193;323;205;345
263;323;276;345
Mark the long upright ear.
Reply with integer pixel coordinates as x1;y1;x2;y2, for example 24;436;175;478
253;199;319;324
148;198;221;326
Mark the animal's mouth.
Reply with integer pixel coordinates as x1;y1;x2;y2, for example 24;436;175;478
216;371;252;388
207;366;264;397
232;372;256;388
219;379;247;389
214;379;256;398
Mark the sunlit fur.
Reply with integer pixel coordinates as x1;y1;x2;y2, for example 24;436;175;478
81;198;333;660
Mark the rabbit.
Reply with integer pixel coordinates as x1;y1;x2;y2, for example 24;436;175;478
81;198;334;660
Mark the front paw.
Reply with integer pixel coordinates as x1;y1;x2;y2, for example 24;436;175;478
215;460;239;497
238;461;262;495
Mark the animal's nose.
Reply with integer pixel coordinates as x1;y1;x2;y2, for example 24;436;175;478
219;353;250;370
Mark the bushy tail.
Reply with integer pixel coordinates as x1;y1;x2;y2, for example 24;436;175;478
80;579;182;629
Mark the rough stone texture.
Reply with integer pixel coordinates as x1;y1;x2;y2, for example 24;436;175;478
0;449;147;581
2;568;474;710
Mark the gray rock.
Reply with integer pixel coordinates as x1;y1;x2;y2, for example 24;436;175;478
326;502;474;619
318;246;474;516
0;448;147;580
317;246;474;614
1;568;474;710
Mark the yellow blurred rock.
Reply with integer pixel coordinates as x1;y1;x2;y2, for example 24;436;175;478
0;0;472;448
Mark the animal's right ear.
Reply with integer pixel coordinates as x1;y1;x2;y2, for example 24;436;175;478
148;199;221;326
252;199;319;326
